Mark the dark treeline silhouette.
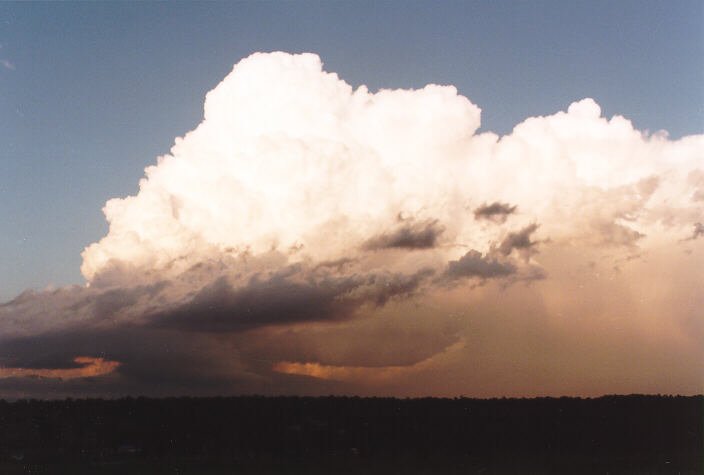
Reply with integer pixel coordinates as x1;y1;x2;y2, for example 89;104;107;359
0;395;700;473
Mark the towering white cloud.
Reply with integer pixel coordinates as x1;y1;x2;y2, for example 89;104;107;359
2;52;702;398
80;52;483;284
81;52;703;289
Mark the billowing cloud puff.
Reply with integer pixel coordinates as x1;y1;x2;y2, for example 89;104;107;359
474;202;517;223
363;218;444;250
81;53;703;287
80;53;483;284
498;224;540;256
687;222;703;240
444;250;516;281
1;52;703;398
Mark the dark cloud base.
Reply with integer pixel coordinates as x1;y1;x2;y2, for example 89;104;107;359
498;223;540;256
474;201;517;223
0;262;439;398
444;250;516;281
363;219;444;250
150;267;433;332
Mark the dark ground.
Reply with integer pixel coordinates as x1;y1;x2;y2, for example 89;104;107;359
0;394;701;474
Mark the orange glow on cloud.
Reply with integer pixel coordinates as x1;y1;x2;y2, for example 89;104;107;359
274;339;465;383
0;357;120;380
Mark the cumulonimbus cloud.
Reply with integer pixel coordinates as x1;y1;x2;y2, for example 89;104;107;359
1;52;703;398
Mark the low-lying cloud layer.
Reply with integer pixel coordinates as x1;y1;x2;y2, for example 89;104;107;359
1;52;702;398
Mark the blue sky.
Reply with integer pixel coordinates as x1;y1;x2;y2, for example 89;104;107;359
1;0;702;302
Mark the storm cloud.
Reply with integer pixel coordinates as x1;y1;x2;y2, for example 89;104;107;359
2;52;703;398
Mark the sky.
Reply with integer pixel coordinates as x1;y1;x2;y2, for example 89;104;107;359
0;1;702;399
